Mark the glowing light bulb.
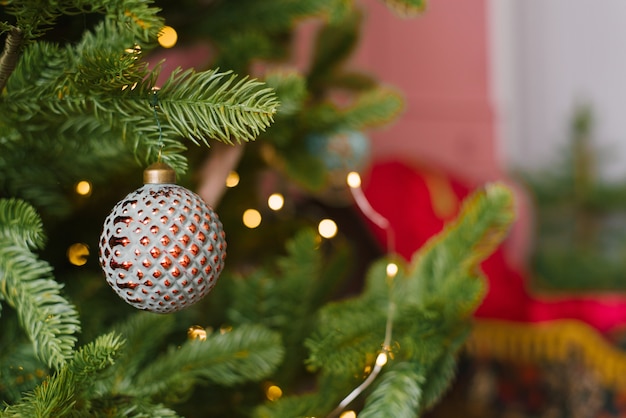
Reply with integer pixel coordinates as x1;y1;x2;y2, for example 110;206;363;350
375;352;388;367
158;26;178;48
318;219;338;239
340;411;357;418
75;180;92;196
265;384;283;401
346;171;361;188
386;262;398;278
267;193;284;211
243;209;262;228
225;171;240;187
67;243;89;266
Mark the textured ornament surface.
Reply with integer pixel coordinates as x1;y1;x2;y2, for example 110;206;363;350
99;184;226;313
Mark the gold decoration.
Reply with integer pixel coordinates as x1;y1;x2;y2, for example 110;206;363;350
466;319;626;390
187;325;207;341
143;161;176;184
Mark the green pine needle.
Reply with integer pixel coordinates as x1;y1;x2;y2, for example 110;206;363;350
158;68;280;145
409;182;516;315
0;199;80;369
0;198;46;250
359;361;425;418
129;324;284;399
1;333;124;418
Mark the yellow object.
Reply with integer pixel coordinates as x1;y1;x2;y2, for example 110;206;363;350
158;26;178;48
67;243;89;266
467;319;626;390
187;325;207;341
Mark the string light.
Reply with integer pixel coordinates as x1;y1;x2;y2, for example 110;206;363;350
375;352;388;367
243;209;262;228
386;262;398;278
318;218;338;239
346;171;361;188
267;193;284;211
158;26;178;48
225;171;240;187
67;243;89;266
75;180;92;196
326;170;398;418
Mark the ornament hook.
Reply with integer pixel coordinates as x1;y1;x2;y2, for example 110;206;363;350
150;86;164;161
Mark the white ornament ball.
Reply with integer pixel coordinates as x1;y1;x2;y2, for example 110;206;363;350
99;163;226;313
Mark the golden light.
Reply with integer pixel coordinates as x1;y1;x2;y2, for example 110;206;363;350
375;352;388;367
265;384;283;401
225;171;240;188
75;180;92;196
386;262;398;278
187;325;207;341
346;171;361;188
67;243;89;266
267;193;284;211
243;209;262;228
318;219;338;239
158;26;178;48
340;411;357;418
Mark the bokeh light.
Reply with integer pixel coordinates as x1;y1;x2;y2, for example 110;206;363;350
243;209;262;228
226;171;240;188
347;171;361;188
318;219;338;239
265;384;283;401
67;243;89;266
75;180;92;196
267;193;284;211
158;26;178;48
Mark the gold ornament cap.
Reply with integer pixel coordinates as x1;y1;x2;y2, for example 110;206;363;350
143;162;177;184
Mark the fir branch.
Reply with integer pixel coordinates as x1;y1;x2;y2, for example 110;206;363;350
420;351;459;412
0;198;45;250
0;26;23;93
0;200;80;369
2;333;124;418
358;362;425;418
305;297;387;376
106;312;176;394
130;324;283;400
0;243;81;369
409;183;515;315
4;0;163;42
196;0;352;36
158;68;279;145
263;70;308;117
211;30;275;75
308;11;362;90
87;399;181;418
302;87;404;134
340;87;405;130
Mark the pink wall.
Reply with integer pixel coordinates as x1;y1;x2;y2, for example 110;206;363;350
354;0;501;184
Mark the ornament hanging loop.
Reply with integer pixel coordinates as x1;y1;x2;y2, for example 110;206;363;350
150;86;164;161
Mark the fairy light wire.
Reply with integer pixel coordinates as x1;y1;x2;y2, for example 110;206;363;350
150;87;164;161
327;172;397;418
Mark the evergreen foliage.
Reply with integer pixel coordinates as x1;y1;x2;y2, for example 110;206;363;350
0;199;80;369
0;0;520;416
522;105;626;291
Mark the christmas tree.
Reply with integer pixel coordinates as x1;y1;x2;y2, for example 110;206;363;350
0;1;515;417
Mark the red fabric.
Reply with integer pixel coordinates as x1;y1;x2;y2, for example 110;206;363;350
361;160;626;332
